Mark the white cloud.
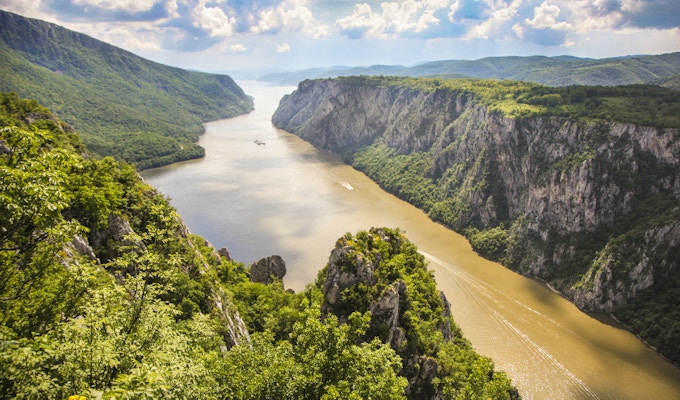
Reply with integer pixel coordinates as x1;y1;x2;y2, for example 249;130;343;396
2;0;678;70
71;0;161;13
193;0;236;37
336;0;449;39
511;22;524;39
166;0;180;19
251;0;329;38
564;0;625;32
465;0;520;40
276;42;291;52
229;43;248;52
335;3;385;38
0;0;55;22
382;0;446;33
57;20;164;51
525;1;572;31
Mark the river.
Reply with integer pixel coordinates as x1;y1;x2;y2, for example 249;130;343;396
141;81;680;399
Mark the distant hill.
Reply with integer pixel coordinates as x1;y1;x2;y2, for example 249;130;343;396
0;10;254;169
258;53;680;88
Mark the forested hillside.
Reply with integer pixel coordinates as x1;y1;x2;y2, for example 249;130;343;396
259;53;680;88
0;93;518;398
273;76;680;364
0;10;253;169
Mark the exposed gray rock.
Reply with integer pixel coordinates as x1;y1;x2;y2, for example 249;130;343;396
323;244;376;306
568;221;680;312
405;356;440;399
250;255;286;284
90;213;145;250
71;234;98;262
0;139;9;155
218;247;231;261
370;280;407;350
438;291;453;342
213;289;251;348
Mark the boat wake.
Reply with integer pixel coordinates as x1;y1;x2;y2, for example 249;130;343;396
419;250;600;400
326;171;354;190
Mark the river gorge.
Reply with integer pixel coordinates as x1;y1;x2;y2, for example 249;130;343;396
141;81;680;399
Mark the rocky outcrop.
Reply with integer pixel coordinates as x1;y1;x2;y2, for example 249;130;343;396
369;280;407;350
213;289;251;348
90;213;146;252
218;247;232;261
274;77;680;359
320;228;455;397
250;255;287;284
323;242;377;307
71;234;98;262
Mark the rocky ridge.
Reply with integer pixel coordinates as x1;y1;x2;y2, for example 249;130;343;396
318;227;479;399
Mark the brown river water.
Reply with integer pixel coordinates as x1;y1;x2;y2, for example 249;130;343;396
141;81;680;399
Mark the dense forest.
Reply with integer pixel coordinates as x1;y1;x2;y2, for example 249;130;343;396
0;10;254;170
272;75;680;364
0;93;519;398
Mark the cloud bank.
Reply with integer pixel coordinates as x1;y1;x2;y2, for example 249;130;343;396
1;0;678;69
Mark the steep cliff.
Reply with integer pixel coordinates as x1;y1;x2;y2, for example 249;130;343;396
273;76;680;362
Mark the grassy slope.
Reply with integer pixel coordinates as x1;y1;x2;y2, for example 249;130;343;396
0;10;253;169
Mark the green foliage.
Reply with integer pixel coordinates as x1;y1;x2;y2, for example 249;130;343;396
349;141;439;211
435;341;520;400
280;53;680;88
334;75;680;127
0;96;232;398
218;310;407;400
318;228;518;398
0;94;518;398
467;226;509;262
0;11;253;169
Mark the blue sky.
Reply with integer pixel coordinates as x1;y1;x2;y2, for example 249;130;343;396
2;0;679;73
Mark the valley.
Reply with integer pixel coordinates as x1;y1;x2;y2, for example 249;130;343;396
143;81;680;399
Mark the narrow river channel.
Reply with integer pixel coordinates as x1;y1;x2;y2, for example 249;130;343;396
141;81;680;399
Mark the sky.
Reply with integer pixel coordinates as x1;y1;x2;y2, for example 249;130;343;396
1;0;679;74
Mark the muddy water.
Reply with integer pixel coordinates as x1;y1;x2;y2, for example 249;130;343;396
142;81;680;399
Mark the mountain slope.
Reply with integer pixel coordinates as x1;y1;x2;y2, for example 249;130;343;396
258;53;680;88
272;76;680;363
0;10;254;169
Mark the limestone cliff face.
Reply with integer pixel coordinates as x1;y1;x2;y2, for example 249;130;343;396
274;79;473;154
273;78;680;317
